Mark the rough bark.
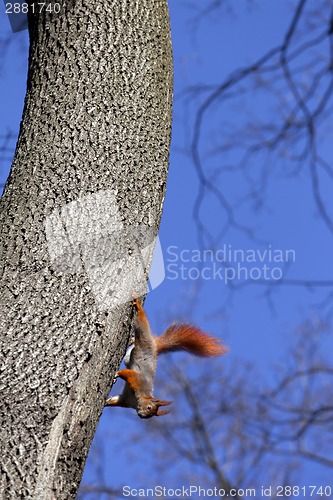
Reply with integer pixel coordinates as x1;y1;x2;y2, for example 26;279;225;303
0;1;173;498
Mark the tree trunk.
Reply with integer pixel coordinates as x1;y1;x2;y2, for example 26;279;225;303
0;1;173;498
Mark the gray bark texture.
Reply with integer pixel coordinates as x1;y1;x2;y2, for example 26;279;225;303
0;1;173;498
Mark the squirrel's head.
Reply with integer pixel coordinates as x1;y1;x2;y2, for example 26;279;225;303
137;397;172;419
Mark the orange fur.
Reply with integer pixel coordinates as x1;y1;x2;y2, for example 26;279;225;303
117;369;141;392
155;324;228;357
134;298;150;330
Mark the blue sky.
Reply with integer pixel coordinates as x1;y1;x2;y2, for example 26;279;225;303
1;0;333;496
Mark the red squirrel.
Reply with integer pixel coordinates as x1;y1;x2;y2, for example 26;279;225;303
105;297;228;419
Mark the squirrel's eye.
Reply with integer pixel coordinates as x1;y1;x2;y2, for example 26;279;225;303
147;405;152;410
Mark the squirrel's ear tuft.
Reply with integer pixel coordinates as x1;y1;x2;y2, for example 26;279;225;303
156;410;171;417
155;399;173;416
156;408;172;416
154;399;173;407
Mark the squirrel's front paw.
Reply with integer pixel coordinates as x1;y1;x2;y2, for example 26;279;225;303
105;395;120;407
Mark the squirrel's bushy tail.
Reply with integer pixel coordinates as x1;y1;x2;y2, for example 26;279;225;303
155;324;228;357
